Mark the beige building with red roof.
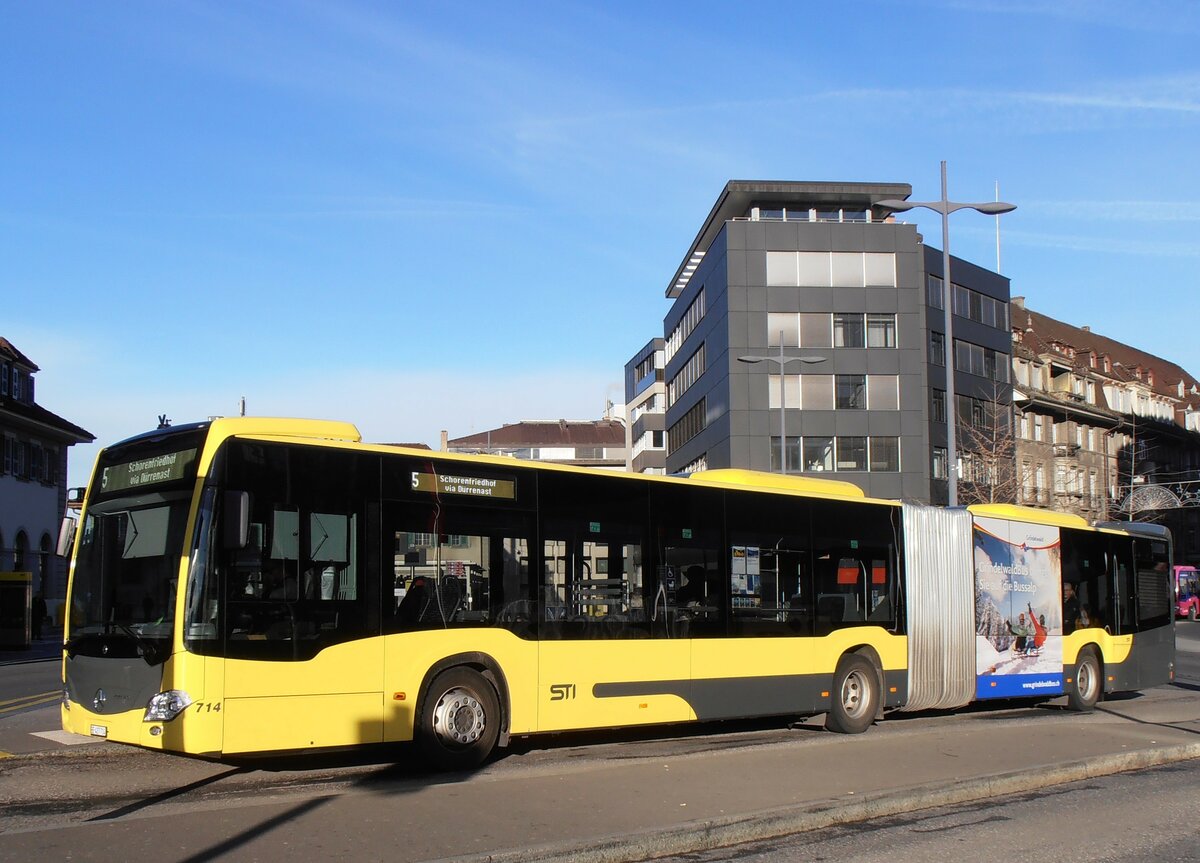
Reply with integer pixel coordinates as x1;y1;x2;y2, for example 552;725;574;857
445;418;628;471
1010;299;1200;563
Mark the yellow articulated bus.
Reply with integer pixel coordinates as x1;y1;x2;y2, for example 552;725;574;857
61;418;1175;769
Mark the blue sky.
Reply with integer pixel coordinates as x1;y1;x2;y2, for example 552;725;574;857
5;1;1200;487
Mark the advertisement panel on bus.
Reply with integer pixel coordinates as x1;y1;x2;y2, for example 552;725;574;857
973;516;1064;699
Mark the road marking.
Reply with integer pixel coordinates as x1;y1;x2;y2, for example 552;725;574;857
0;690;59;708
0;692;61;716
0;750;12;759
30;730;101;746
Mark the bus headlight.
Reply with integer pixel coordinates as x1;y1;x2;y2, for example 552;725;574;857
62;687;70;710
144;690;193;722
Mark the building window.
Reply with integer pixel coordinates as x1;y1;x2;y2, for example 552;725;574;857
833;313;865;348
836;374;867;410
766;252;896;288
665;288;705;362
932;447;949;479
950;283;1007;331
767;313;799;347
869;437;901;472
867;375;900;411
932;389;946;423
801;374;834;410
767;374;801;410
953;339;1009;383
0;362;8;396
668;397;706;452
930;332;945;366
953;284;971;318
14;531;27;571
799;313;832;347
866;314;897;348
836;437;867;471
667;343;705;407
927;275;944;309
769;436;802;473
803;436;834;471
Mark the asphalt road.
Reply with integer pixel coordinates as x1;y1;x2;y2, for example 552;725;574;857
0;622;1197;861
648;760;1200;863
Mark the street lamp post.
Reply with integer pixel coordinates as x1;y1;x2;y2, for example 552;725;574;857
738;339;826;473
877;161;1016;506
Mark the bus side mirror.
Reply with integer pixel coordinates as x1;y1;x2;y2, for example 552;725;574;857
223;491;250;550
57;517;77;557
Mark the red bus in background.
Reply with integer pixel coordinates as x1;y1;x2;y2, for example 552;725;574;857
1176;565;1200;620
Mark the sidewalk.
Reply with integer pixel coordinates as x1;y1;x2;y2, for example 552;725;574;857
0;635;62;665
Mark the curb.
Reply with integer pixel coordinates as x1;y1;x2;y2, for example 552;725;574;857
433;742;1200;863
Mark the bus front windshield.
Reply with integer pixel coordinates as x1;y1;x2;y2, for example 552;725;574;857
67;429;205;661
69;494;192;653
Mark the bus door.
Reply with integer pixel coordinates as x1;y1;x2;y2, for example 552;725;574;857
536;472;689;732
218;444;383;754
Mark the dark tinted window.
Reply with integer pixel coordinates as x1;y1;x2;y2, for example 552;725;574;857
381;456;536;637
810;499;899;635
538;471;647;639
651;484;725;638
1133;538;1171;631
212;442;379;661
727;490;813;638
1060;528;1111;633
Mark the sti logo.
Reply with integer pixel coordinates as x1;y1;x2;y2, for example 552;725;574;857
549;683;577;701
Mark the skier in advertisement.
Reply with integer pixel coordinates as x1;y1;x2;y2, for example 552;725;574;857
1006;612;1032;656
1027;603;1048;657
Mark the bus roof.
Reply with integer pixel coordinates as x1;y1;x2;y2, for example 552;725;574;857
968;503;1089;529
688;468;867;499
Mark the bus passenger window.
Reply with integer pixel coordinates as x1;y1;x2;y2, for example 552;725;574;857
727;537;810;638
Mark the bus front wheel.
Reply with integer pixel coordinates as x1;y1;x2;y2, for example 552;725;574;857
417;667;501;770
1068;647;1102;713
825;654;879;734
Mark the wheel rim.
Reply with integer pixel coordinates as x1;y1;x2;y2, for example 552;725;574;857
840;669;870;719
1078;659;1098;702
431;687;486;747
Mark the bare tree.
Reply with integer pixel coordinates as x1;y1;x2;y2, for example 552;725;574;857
955;382;1025;506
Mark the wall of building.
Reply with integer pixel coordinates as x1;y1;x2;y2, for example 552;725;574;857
666;215;935;501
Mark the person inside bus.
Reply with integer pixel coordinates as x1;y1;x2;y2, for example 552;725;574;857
677;566;707;608
1063;581;1081;634
266;562;298;601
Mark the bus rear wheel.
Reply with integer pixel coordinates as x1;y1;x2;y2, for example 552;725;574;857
825;654;879;734
417;668;501;771
1068;647;1101;713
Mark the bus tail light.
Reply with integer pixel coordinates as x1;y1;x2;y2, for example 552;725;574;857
144;690;193;722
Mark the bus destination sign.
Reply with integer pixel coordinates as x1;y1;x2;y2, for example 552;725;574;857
412;471;516;500
101;448;199;494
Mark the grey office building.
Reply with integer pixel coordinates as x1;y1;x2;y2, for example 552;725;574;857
660;180;1011;504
